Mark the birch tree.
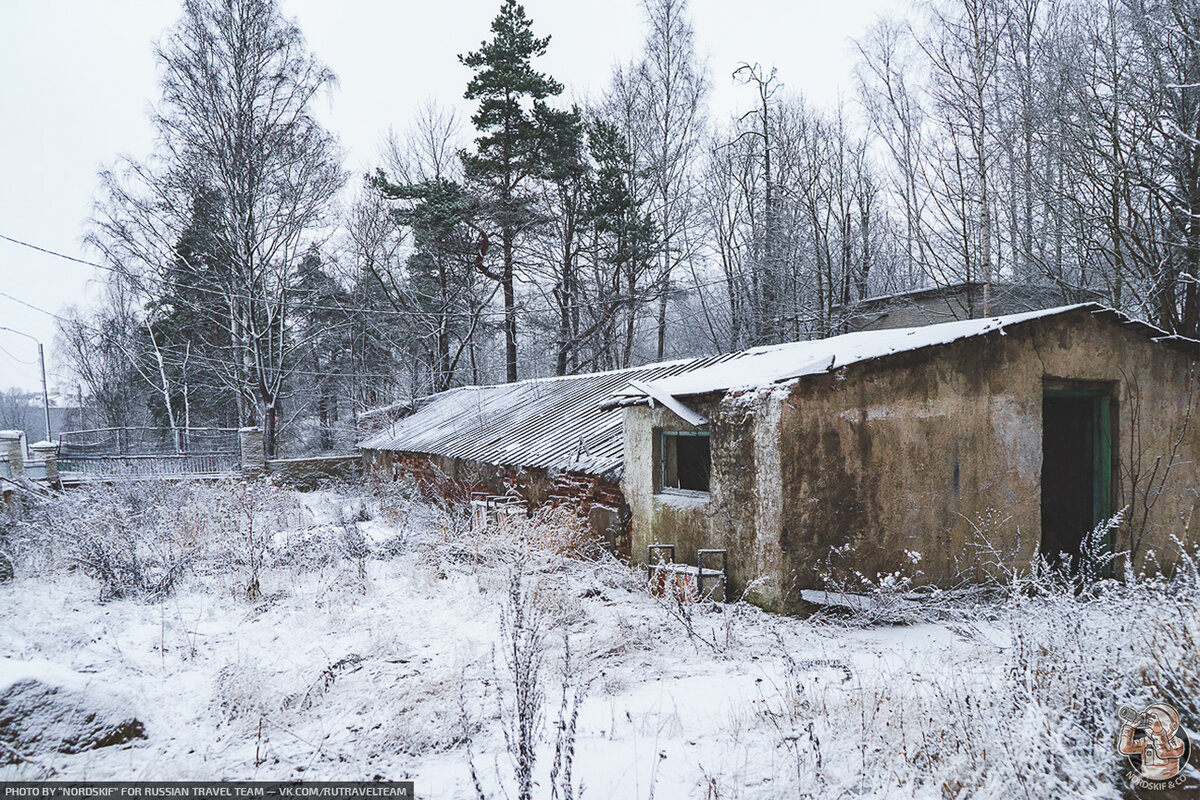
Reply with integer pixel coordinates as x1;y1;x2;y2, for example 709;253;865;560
89;0;344;456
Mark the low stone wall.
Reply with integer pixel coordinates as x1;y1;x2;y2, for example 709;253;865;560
364;448;632;559
266;454;362;489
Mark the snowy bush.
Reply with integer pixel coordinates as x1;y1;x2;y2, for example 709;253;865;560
362;473;419;526
9;479;306;601
497;505;603;561
26;483;197;601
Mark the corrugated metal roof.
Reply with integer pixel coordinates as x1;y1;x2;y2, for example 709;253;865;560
360;304;1195;479
357;354;735;479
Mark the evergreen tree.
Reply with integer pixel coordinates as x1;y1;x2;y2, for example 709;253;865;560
144;187;238;430
532;104;589;374
587;119;658;366
370;173;488;393
460;0;563;382
294;248;351;451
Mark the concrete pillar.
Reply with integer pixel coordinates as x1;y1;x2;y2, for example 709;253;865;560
30;441;59;483
239;426;266;478
0;431;24;478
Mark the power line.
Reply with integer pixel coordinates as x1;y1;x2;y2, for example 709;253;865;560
0;229;730;320
0;342;37;366
0;289;72;323
0;232;110;271
0;289;408;381
0;289;71;323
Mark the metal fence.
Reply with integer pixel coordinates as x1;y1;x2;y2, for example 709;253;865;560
59;427;239;457
58;453;239;477
57;427;241;478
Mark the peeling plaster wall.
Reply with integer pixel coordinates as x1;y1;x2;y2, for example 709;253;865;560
622;395;787;609
624;310;1200;614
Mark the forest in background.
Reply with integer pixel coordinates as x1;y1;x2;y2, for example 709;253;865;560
56;0;1200;456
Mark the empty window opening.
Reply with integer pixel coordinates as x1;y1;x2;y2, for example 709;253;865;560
1041;391;1112;573
660;430;710;494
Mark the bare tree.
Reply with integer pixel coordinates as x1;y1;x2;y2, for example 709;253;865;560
55;282;146;429
621;0;709;360
0;390;33;436
88;0;344;457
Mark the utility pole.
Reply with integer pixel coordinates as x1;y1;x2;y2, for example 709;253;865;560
37;342;51;442
0;326;52;442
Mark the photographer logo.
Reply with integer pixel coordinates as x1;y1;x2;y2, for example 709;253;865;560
1117;703;1191;790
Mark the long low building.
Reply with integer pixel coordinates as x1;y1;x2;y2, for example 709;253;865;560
357;354;735;556
362;304;1200;613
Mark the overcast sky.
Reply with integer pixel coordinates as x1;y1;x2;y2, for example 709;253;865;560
0;0;896;395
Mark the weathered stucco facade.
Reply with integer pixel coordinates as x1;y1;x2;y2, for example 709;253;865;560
623;308;1200;613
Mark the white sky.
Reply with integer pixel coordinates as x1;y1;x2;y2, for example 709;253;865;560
0;0;898;394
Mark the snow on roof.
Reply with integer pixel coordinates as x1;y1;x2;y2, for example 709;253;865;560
359;304;1180;478
357;353;737;478
616;304;1168;400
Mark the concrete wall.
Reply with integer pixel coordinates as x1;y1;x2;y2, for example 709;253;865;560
267;455;361;489
623;393;790;609
624;310;1200;613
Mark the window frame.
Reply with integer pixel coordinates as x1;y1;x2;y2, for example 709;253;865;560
657;428;711;497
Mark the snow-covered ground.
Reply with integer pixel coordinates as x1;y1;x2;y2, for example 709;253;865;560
1;480;1197;798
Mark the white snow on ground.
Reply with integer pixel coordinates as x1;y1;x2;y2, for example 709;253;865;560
1;482;1197;798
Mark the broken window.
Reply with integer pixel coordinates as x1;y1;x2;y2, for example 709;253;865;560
659;430;710;493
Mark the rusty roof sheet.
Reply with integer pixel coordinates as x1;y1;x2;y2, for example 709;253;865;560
357;354;735;479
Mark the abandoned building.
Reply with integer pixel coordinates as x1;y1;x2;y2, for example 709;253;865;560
361;303;1200;614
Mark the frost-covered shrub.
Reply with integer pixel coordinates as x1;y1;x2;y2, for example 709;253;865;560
7;479;308;602
498;505;602;560
198;480;301;600
34;483;197;601
213;659;281;724
362;473;418;525
1139;545;1200;728
814;541;946;625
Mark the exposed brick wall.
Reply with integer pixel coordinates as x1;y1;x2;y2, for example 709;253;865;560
546;470;630;558
365;449;631;559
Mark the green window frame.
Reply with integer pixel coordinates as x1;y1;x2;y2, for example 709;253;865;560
659;430;711;494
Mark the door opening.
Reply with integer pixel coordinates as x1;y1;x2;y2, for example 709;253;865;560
1041;390;1112;573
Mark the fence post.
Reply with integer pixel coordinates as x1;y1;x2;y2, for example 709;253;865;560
29;441;59;484
0;431;24;478
240;426;266;479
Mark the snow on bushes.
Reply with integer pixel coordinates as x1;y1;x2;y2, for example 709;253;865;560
1;480;1198;796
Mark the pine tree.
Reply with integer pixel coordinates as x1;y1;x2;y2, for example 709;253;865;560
533;104;588;374
370;172;487;393
460;0;563;382
588;119;658;366
293;249;350;451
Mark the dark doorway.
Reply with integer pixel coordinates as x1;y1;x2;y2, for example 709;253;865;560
1041;391;1112;572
